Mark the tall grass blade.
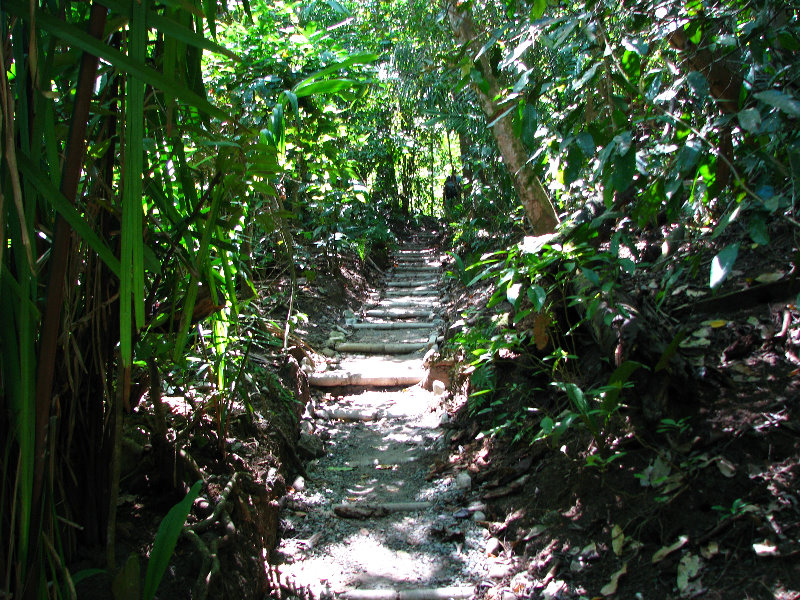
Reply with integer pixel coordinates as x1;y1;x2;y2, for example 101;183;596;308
141;480;202;600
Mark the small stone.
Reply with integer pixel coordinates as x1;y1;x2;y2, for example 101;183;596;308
292;476;305;492
301;357;315;374
501;591;518;600
485;537;502;556
455;472;472;490
472;511;486;522
432;380;447;396
320;347;337;357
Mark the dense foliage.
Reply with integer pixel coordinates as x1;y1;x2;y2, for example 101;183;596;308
1;0;798;596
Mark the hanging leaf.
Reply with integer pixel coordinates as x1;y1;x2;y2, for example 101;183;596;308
600;562;627;596
709;243;739;290
737;108;761;133
754;90;800;117
687;71;709;100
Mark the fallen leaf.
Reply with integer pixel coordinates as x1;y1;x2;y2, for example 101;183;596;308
611;524;624;556
716;457;736;478
600;562;627;596
700;542;719;559
755;271;784;283
753;540;778;557
677;553;703;592
652;535;689;563
706;319;728;328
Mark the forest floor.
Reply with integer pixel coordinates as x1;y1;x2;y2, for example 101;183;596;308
83;222;800;600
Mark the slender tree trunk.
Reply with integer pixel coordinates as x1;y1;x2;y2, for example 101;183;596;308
447;4;559;235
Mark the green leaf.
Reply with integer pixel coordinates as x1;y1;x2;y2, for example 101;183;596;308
754;89;800;117
293;78;357;98
709;243;739;290
611;143;636;192
4;0;228;120
16;154;121;277
528;285;547;311
96;0;238;59
507;282;522;308
778;31;800;51
576;131;595;157
748;216;769;245
687;71;709;100
142;480;202;600
531;0;547;19
737;108;761;133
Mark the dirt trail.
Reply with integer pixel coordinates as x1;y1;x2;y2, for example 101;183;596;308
273;231;488;600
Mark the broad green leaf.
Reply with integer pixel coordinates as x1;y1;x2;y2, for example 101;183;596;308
737;108;761;133
531;0;546;19
778;31;800;51
709;243;739;290
293;78;357;98
611;144;636;192
687;71;709;100
528;285;547;311
292;51;377;90
748;216;769;245
576;131;595;157
754;89;800;117
507;282;522;308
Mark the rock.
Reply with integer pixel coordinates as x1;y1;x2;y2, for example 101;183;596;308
320;347;337;357
432;380;446;396
485;537;502;556
301;357;315;374
297;432;325;459
328;332;346;344
292;476;306;492
455;472;472;490
439;412;451;426
541;580;567;599
472;510;486;522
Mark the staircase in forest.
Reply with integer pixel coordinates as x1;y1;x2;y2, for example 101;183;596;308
308;231;444;388
272;230;487;600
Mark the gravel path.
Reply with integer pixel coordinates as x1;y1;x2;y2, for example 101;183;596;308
274;232;493;600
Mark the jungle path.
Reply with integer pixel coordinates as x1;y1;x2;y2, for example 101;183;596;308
272;231;491;600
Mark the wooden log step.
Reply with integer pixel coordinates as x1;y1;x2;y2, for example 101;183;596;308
334;342;427;353
386;280;438;288
341;587;474;600
364;309;433;319
393;266;440;272
385;289;438;297
367;300;439;309
312;407;382;421
332;502;433;519
308;370;424;387
351;322;439;330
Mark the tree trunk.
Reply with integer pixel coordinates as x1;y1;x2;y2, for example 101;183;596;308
447;5;559;235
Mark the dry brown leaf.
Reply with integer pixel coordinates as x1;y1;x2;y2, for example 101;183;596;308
533;312;550;350
600;562;627;596
652;535;689;563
